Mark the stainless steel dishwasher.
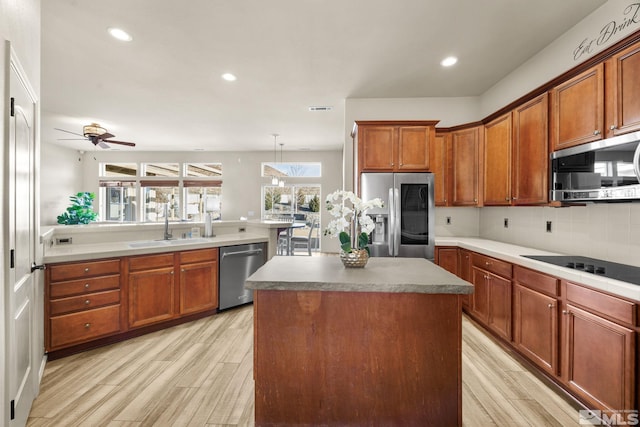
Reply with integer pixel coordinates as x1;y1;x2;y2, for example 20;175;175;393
218;243;266;310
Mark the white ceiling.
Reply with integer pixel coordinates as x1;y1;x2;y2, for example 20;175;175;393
41;0;606;152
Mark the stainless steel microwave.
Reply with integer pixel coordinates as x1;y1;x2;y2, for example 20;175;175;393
550;130;640;202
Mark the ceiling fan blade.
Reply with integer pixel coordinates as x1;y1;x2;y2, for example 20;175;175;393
98;141;111;149
55;128;85;137
103;139;136;147
99;132;115;139
57;138;87;140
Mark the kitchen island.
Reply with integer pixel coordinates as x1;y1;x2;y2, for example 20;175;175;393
245;256;474;427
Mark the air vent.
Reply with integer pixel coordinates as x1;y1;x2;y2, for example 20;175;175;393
308;106;333;111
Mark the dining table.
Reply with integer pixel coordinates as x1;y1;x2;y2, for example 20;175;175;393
278;221;306;255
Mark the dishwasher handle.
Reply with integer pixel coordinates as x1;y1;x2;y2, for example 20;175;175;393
221;248;263;259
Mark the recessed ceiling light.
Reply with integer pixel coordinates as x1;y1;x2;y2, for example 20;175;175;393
107;27;133;42
308;106;333;111
222;73;237;82
441;56;458;67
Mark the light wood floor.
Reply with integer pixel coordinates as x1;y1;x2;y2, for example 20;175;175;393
27;305;581;426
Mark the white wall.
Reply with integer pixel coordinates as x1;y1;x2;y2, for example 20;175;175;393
38;148;344;252
39;142;85;225
481;0;640;116
1;0;41;423
480;204;640;267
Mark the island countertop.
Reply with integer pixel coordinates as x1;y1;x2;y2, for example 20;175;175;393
245;255;473;294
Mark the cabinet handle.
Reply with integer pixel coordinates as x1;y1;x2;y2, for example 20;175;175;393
512;197;517;200
548;303;554;308
84;283;90;289
505;197;510;201
84;323;91;329
593;130;601;135
610;125;617;130
84;267;90;272
84;299;90;305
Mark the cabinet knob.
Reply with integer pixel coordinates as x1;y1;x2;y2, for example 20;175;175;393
505;197;510;201
485;261;490;266
610;125;617;130
171;271;174;275
562;310;569;315
84;283;90;289
593;130;601;135
548;303;554;309
181;268;185;272
84;323;91;329
512;197;517;200
84;299;90;305
84;267;90;272
474;198;477;203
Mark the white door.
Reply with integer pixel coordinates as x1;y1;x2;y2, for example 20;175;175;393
7;47;38;427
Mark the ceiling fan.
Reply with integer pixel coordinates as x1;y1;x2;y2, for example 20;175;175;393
55;123;136;149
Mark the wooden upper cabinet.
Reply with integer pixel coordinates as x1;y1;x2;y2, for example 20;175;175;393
355;121;438;175
512;93;549;205
551;63;604;151
451;126;481;206
606;43;640;137
432;132;450;206
359;125;396;171
398;126;432;170
483;113;512;205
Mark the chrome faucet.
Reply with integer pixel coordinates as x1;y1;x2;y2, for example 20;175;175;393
163;203;173;240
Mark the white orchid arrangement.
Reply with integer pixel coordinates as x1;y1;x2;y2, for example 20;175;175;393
324;190;384;254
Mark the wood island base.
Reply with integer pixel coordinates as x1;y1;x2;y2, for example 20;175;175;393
253;289;464;427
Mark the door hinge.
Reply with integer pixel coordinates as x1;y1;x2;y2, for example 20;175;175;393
10;399;15;420
10;249;15;269
10;97;15;117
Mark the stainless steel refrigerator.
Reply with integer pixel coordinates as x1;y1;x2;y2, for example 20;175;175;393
360;172;435;260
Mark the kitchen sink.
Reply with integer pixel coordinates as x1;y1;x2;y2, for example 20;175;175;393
128;238;210;248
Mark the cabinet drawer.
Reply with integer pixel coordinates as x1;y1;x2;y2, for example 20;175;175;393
566;281;636;326
50;305;121;349
50;274;120;298
50;290;120;316
472;253;512;279
49;259;120;281
514;266;559;296
180;248;218;264
128;253;174;271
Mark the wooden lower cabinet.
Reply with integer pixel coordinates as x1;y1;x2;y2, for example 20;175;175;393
437;245;638;414
46;258;123;352
179;248;219;315
513;284;559;375
46;248;220;356
458;249;472;309
563;304;635;413
470;253;512;341
435;247;458;275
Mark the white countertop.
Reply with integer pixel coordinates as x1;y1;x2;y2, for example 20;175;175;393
436;237;640;302
245;256;473;294
43;233;268;263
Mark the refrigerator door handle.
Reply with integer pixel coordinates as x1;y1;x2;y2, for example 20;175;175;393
394;188;400;257
388;187;394;256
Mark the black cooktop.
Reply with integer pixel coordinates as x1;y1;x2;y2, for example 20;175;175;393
521;255;640;286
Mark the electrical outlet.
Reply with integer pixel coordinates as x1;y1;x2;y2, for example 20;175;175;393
446;216;452;225
546;221;552;233
503;218;509;228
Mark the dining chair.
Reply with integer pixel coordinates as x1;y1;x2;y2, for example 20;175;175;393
290;219;317;256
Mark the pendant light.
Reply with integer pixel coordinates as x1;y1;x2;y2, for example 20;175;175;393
271;134;279;185
278;142;285;187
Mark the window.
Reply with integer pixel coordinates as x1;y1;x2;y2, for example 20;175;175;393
184;180;222;221
98;162;223;222
261;162;321;178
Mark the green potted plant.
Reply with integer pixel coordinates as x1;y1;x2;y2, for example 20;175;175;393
57;192;99;225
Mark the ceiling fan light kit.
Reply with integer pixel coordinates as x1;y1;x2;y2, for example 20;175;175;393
83;123;107;138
